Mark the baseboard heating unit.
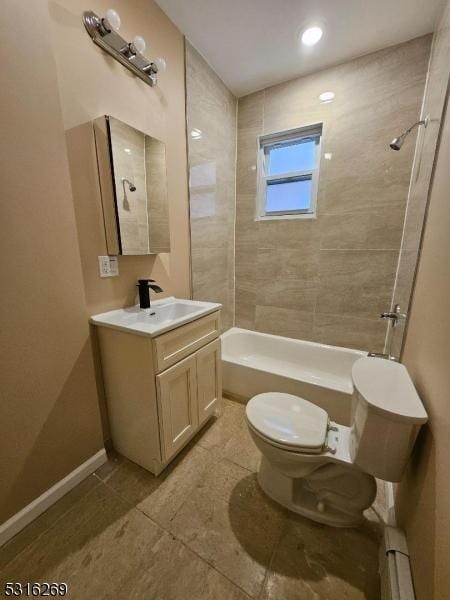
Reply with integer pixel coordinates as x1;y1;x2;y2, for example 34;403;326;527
380;526;416;600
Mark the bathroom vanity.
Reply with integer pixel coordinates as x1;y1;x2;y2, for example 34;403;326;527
91;298;222;474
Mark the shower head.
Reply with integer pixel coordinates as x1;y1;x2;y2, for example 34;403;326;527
122;177;136;192
390;115;429;151
390;133;407;151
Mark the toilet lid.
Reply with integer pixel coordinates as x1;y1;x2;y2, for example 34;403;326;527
246;393;328;451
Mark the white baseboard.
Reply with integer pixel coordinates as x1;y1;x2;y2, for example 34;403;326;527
0;448;107;548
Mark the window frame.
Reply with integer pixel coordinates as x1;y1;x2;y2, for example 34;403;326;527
256;123;323;221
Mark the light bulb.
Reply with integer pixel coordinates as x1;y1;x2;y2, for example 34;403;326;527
154;57;167;72
105;8;121;32
301;26;323;46
132;36;146;54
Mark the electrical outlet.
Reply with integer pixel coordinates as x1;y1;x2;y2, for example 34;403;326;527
109;256;119;276
98;256;110;277
98;255;119;278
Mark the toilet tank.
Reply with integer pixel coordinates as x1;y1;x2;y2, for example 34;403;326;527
349;358;428;482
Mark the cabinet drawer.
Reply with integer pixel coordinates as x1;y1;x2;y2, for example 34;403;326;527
153;311;220;372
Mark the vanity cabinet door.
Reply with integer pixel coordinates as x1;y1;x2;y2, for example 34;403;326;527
196;338;222;426
156;355;198;461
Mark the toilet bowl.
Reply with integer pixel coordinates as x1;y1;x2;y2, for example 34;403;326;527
245;357;428;527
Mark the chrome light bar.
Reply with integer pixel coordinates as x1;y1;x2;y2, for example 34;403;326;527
83;10;165;87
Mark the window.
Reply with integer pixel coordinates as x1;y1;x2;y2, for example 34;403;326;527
257;124;322;219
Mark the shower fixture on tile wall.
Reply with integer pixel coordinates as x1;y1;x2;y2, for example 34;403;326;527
83;8;166;87
122;177;136;192
390;115;430;150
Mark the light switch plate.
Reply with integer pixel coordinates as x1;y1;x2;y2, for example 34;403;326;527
98;255;119;278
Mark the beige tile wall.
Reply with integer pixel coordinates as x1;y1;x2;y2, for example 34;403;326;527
235;36;431;352
186;43;237;331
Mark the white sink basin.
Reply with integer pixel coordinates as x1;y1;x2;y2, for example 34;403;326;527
90;297;222;337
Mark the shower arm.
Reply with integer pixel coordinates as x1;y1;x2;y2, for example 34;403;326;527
121;177;136;192
390;114;430;150
403;116;429;137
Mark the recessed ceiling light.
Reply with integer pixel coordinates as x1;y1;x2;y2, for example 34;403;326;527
301;26;323;47
319;91;335;103
324;152;333;160
124;148;131;154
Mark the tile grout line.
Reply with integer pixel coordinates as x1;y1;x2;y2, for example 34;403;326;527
66;472;254;597
172;534;255;599
257;510;290;600
100;471;256;598
4;406;258;594
99;434;266;599
163;455;273;599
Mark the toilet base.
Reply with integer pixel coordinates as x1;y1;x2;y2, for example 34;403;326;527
257;457;376;528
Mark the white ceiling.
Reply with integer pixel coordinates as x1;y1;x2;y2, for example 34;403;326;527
155;0;444;96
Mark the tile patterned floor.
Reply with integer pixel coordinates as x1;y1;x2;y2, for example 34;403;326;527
0;400;382;599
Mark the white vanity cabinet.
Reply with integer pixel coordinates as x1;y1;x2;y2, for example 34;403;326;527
156;338;221;460
94;306;222;475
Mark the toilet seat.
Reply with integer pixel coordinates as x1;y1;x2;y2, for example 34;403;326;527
245;392;329;455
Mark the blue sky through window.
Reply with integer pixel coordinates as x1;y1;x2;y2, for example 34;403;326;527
268;138;316;175
266;178;312;212
260;126;321;216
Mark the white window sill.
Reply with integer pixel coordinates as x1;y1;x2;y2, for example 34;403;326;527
255;213;317;221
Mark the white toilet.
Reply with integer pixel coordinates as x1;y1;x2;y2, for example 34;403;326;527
245;357;428;527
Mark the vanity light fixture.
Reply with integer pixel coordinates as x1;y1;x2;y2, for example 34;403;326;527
301;26;323;46
83;8;167;87
105;8;120;31
131;36;146;54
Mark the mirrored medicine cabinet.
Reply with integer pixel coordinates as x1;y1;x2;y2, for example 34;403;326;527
94;115;170;255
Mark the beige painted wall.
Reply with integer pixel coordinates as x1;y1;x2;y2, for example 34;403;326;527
235;36;430;352
185;43;237;331
395;74;450;600
0;0;191;522
0;0;103;523
391;3;450;358
48;0;191;316
48;0;191;438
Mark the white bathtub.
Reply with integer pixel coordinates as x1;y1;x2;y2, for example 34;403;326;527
221;327;366;425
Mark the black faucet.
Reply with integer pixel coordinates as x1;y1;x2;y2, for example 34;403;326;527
137;279;163;309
